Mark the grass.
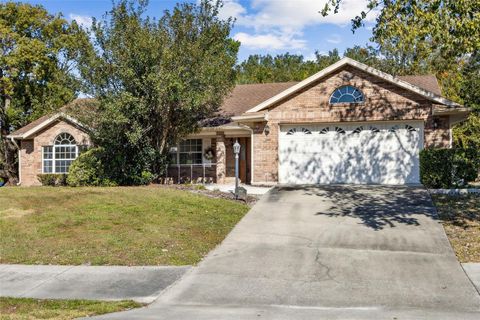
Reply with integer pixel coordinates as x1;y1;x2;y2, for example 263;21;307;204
0;297;142;320
0;186;249;266
432;194;480;263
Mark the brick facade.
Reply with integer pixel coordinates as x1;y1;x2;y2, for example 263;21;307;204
19;120;91;186
248;66;451;184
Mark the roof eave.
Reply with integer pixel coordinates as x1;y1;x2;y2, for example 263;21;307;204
7;113;88;140
231;113;267;122
432;107;471;116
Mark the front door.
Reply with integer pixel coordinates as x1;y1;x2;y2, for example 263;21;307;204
239;137;251;184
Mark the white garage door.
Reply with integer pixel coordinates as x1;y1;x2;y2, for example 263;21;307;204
278;122;423;185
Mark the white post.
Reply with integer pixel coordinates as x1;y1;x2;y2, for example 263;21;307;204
233;139;241;199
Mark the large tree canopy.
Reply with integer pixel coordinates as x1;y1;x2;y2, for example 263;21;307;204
322;0;479;65
0;1;90;183
453;51;480;150
79;0;239;184
235;47;411;84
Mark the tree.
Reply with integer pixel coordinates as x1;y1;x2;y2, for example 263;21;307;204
236;53;316;84
322;1;478;92
235;50;341;84
0;2;90;184
79;0;238;184
321;0;479;65
453;52;480;151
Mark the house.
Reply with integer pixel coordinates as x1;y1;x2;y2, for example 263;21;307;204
7;58;469;186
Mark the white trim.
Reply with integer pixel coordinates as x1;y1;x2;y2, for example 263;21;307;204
41;143;78;174
231;114;267;122
250;127;254;185
277;119;425;126
7;113;89;140
246;57;461;114
18;147;21;185
449;121;453;148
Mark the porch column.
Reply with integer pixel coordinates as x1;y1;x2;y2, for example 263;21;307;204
216;133;226;184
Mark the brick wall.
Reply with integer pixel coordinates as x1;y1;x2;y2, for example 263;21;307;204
20;120;91;186
249;66;451;184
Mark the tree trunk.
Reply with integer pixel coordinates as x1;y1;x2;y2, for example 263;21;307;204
0;96;19;185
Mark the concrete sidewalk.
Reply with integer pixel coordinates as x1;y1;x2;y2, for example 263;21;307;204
0;264;189;303
463;263;480;293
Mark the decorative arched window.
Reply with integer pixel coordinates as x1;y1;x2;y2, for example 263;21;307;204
405;124;417;132
43;133;83;174
370;126;380;133
54;133;76;145
301;128;312;135
329;86;364;104
286;128;297;135
335;127;346;134
352;126;364;134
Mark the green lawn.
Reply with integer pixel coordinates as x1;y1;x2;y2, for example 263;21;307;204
432;194;480;263
0;186;249;266
0;297;142;320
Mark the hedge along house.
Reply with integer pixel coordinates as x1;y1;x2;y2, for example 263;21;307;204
8;58;470;186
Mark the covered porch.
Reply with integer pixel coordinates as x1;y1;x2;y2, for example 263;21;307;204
165;124;252;184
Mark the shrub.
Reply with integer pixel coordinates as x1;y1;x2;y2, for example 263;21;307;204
37;174;68;186
420;148;479;188
131;171;155;186
66;148;116;187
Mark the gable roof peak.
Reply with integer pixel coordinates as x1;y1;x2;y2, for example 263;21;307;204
245;57;460;113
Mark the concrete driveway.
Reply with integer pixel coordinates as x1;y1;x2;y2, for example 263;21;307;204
93;185;480;319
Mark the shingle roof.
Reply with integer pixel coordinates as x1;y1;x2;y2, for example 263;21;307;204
8;114;53;137
220;82;298;116
8;99;96;137
398;75;442;95
8;74;445;137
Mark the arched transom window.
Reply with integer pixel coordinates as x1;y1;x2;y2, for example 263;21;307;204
330;85;364;104
43;133;84;174
54;133;76;145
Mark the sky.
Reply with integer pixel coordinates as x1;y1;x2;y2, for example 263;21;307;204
16;0;378;62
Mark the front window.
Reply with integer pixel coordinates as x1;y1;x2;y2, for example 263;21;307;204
42;133;84;174
329;85;364;104
170;139;203;165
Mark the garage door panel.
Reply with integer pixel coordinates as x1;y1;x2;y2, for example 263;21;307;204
279;122;422;185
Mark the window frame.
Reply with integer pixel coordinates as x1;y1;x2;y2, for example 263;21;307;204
170;139;204;165
329;85;365;104
42;133;81;174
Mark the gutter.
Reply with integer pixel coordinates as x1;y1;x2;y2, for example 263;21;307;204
9;136;19;149
231;113;267;122
432;107;471;116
